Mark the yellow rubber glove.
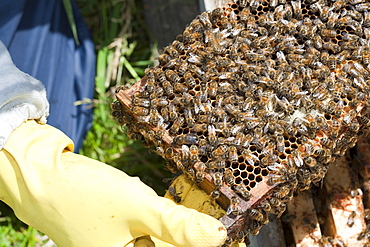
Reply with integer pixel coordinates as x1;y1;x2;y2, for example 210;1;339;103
0;120;227;247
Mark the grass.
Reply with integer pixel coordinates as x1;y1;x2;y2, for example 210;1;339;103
0;0;173;245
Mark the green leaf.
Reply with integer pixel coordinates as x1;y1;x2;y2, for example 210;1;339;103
62;0;80;45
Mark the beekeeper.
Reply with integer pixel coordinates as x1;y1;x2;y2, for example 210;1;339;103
0;41;227;247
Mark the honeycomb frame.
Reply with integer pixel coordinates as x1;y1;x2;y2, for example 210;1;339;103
112;0;370;244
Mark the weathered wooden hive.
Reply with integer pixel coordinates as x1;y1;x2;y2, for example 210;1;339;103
112;0;370;245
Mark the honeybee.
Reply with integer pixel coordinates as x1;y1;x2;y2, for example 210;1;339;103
228;146;238;162
227;196;240;215
148;110;162;127
173;82;188;94
168;186;182;203
210;7;223;22
330;119;340;139
248;208;263;221
195;169;205;183
291;150;303;167
214;171;223;188
269;197;281;207
189;144;198;158
347;211;356;227
327;12;339;29
185;167;196;180
111;110;122;119
349;119;360;132
208;158;226;170
304;156;317;168
365;11;370;28
197;114;216;124
290;0;302;19
259;201;271;212
241;148;259;166
191;123;207;134
223;168;235;186
173;134;199;146
332;87;343;103
162;80;174;96
269;0;278;7
166;160;179;174
132;97;150;108
198;11;212;29
267;174;287;186
355;3;370;12
157;53;172;65
132;106;149;116
165;69;181;83
183;107;194;126
323;42;341;53
166;104;177;120
363;50;370;65
208;81;218;98
239;0;247;7
210;189;220;199
343;109;357;126
151;98;168;108
169;116;184;134
250;220;262;236
164;45;179;58
275;135;285;153
164;147;175;160
274;185;290;199
328;55;337;70
172;40;185;53
150;87;164;100
318;50;329;65
178;60;188;76
207;125;218;146
145;78;156;95
212;145;228;159
319;5;331;21
274;5;286;20
234;184;251;200
183;71;196;88
353;62;370;77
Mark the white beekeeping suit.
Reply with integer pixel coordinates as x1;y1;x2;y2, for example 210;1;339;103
0;40;49;149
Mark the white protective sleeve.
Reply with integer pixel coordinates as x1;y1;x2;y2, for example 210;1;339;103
0;41;49;149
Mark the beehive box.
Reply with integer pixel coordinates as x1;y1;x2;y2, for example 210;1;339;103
112;0;370;245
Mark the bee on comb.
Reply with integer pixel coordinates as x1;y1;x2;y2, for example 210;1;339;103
112;0;370;245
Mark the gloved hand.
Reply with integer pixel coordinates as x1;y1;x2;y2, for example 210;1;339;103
0;41;49;149
0;121;227;247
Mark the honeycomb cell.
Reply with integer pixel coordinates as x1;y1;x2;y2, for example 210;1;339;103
235;177;242;184
233;169;240;177
250;181;256;188
239;163;247;170
254;166;261;174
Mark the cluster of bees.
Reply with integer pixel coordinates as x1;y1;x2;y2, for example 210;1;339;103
112;0;370;245
358;209;370;245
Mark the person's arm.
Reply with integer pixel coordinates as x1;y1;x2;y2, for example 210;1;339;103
0;42;227;247
0;40;49;149
0;120;227;247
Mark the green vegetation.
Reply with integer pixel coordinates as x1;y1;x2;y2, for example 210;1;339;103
0;0;173;245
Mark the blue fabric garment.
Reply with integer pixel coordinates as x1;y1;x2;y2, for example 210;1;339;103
0;0;96;152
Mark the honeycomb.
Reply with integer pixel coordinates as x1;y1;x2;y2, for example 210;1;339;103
112;0;370;245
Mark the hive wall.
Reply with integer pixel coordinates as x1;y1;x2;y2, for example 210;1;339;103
112;0;370;245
